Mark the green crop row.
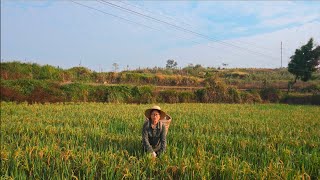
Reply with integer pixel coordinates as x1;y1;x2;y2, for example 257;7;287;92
1;102;319;179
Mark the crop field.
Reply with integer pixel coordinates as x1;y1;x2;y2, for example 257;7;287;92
1;102;320;179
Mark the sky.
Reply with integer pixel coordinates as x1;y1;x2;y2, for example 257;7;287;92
1;1;320;72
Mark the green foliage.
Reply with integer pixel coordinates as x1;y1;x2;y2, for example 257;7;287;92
104;86;133;103
227;87;241;103
178;91;195;103
1;61;37;79
195;76;235;103
1;61;319;91
194;88;207;103
2;61;320;104
158;90;179;103
0;79;64;103
281;93;320;105
60;83;91;102
288;38;320;89
224;71;249;79
166;59;178;69
240;90;262;104
0;61;64;81
1;103;319;178
182;64;207;77
260;87;282;103
131;85;155;104
1;79;47;95
199;77;230;103
67;67;93;82
38;65;63;80
300;84;320;94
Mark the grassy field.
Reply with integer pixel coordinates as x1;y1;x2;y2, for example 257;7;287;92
1;102;319;179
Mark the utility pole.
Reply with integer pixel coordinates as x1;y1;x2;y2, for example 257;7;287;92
281;41;283;68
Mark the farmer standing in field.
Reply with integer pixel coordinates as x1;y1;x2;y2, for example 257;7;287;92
142;105;168;158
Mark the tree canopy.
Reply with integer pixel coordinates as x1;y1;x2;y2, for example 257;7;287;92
166;59;178;69
287;38;320;92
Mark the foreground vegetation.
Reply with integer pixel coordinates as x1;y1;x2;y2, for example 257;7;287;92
1;102;319;179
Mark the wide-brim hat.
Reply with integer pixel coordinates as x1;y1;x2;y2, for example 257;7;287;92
145;105;167;120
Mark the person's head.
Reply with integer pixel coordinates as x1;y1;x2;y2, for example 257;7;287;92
145;105;166;124
150;109;161;124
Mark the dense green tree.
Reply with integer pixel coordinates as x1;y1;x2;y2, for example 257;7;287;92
288;38;320;92
166;59;178;69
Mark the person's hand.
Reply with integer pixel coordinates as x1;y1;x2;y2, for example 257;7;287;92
151;152;157;158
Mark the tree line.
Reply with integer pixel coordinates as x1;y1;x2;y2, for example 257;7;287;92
1;38;319;104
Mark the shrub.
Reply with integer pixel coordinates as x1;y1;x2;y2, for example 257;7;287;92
158;90;179;103
89;85;109;102
281;94;320;105
194;89;209;103
203;77;229;103
27;86;65;104
131;85;155;104
178;91;195;103
104;86;132;103
0;86;26;102
226;87;241;103
1;79;50;95
60;83;91;102
260;87;282;103
240;91;262;104
300;84;320;94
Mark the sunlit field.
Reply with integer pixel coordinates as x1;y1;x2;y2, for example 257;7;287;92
1;102;319;179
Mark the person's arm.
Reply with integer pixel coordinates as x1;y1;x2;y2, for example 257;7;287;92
142;122;154;153
157;124;167;155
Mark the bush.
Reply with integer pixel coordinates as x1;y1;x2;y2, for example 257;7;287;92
158;90;179;103
240;91;262;104
194;89;209;103
226;87;241;103
281;94;320;105
201;77;230;103
60;83;91;102
260;87;282;103
27;86;65;104
300;84;320;94
0;80;64;103
178;91;195;103
0;86;26;102
131;85;155;104
89;85;109;102
104;86;132;103
66;66;94;82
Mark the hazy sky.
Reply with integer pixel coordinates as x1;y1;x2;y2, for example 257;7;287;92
1;1;320;71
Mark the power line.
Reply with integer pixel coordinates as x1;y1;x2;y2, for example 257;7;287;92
70;0;160;31
70;1;222;65
71;1;279;67
118;1;195;28
121;1;294;58
99;0;279;60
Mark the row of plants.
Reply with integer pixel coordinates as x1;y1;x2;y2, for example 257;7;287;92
1;103;319;179
1;79;319;105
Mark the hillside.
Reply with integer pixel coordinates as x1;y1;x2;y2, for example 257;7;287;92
1;61;319;104
2;61;319;88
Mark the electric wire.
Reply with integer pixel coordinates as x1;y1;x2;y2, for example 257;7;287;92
119;1;288;56
118;0;194;28
99;0;279;60
71;1;281;67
